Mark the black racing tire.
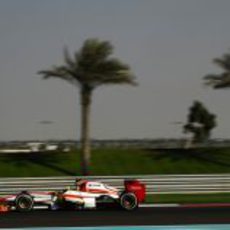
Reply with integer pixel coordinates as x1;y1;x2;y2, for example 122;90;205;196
120;192;138;211
15;193;34;212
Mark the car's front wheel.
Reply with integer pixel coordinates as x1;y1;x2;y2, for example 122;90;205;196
15;193;34;212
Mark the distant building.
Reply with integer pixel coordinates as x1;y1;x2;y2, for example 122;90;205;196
45;144;58;151
27;142;43;152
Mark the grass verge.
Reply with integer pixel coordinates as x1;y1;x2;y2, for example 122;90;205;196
0;147;230;176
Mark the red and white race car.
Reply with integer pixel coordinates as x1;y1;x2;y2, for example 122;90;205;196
0;179;146;212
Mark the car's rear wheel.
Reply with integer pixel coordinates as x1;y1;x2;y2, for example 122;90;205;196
15;193;34;212
120;192;138;211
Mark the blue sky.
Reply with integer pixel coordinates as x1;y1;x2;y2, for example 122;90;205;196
1;0;230;140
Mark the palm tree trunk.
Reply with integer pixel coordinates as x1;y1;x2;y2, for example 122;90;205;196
80;87;92;175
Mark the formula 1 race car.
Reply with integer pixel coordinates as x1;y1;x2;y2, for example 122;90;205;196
0;179;146;212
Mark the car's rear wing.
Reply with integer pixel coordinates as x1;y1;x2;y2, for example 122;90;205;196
124;179;146;203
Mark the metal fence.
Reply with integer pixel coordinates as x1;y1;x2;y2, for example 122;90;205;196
0;174;229;196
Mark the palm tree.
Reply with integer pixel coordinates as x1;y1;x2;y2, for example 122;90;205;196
38;38;137;175
203;51;230;89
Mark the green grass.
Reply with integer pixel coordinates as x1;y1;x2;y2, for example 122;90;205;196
0;147;230;177
146;193;230;204
1;148;229;204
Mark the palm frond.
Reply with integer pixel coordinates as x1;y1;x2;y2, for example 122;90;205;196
213;56;230;71
38;66;66;79
81;39;113;62
203;73;230;89
38;65;79;86
63;47;76;69
38;38;137;88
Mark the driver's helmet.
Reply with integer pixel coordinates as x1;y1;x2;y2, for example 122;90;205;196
75;178;81;185
75;178;82;183
75;178;85;190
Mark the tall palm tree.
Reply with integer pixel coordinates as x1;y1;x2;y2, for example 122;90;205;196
203;51;230;89
38;38;137;175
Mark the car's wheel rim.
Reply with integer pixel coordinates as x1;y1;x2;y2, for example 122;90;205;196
123;196;136;209
18;198;31;209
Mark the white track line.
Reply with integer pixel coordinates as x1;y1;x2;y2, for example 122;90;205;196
140;204;179;208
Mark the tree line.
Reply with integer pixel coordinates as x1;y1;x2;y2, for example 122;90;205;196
38;38;230;175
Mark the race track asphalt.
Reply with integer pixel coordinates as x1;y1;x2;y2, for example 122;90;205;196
0;206;230;228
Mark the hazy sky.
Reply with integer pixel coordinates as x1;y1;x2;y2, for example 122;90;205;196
1;0;230;141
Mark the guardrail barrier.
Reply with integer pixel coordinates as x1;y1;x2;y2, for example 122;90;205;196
0;174;229;196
